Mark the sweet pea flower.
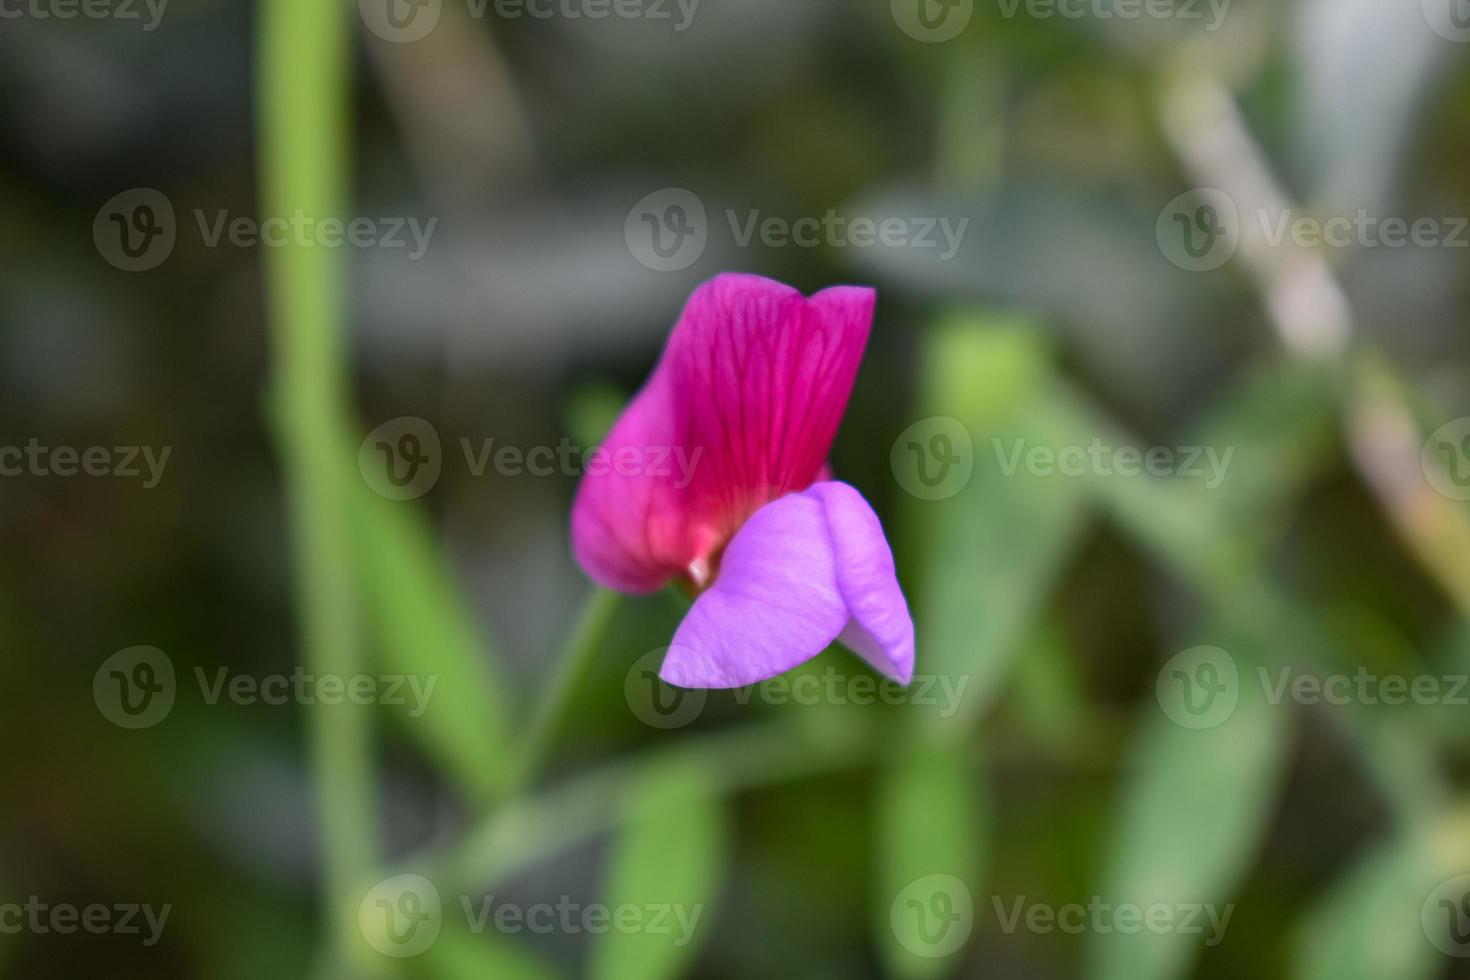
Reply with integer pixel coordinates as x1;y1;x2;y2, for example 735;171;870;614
571;273;914;690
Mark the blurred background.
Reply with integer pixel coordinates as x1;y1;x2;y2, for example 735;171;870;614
3;0;1470;977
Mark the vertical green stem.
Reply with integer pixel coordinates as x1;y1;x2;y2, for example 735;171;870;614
512;587;620;790
258;0;378;972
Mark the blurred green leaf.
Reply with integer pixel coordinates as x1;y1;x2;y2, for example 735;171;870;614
1049;382;1250;594
1087;648;1290;980
877;739;985;979
424;923;563;980
351;488;516;804
1187;358;1340;524
1291;831;1443;980
906;317;1093;732
1009;620;1089;749
588;759;728;980
565;383;629;448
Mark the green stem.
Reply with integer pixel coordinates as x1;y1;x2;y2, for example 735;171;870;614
417;713;878;895
511;587;620;790
258;0;377;972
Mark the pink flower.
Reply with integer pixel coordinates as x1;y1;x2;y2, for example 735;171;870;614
572;273;915;690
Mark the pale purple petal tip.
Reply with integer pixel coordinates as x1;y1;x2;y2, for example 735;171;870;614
659;481;914;690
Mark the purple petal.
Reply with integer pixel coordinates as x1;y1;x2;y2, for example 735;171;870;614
660;481;914;689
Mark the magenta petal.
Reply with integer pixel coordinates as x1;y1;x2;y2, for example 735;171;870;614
669;276;873;546
660;481;914;689
570;370;685;593
572;274;875;593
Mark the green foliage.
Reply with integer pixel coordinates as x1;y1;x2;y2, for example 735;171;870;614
588;761;729;980
423;925;562;980
1291;832;1444;980
905;319;1093;733
352;487;519;803
877;739;985;979
1086;648;1291;980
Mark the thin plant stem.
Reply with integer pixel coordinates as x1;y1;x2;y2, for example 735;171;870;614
258;0;378;973
511;587;620;790
414;712;879;895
